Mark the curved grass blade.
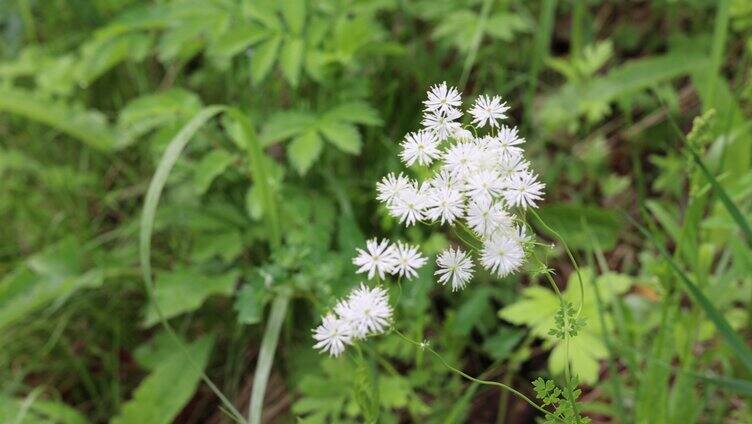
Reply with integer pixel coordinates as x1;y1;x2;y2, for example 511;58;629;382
630;215;752;374
139;105;247;423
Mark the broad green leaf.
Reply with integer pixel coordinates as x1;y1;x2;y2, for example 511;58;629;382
193;149;236;194
450;287;492;336
0;238;104;330
261;110;317;144
0;87;118;151
319;120;361;154
280;37;305;87
235;284;267;325
118;89;203;142
541;54;709;130
190;230;243;262
77;32;152;85
549;331;609;384
323;101;382;126
142;268;239;327
481;327;525;360
207;24;270;59
535;203;622;250
0;395;89;424
244;0;283;29
111;336;215;424
251;36;282;85
281;0;306;35
288;130;324;174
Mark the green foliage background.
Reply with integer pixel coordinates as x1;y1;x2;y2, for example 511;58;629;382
0;0;751;423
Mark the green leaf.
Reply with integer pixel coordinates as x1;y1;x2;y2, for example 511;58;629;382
633;216;752;374
117;88;203;142
280;37;305;87
323;101;382;126
482;327;525;361
235;284;267;325
142;268;239;327
77;32;152;85
288;130;324;174
281;0;306;35
450;287;492;336
207;24;270;59
193;149;236;195
535;203;622;250
0;395;89;424
111;336;215;424
0;238;104;331
251;36;282;85
261;110;317;144
319;120;361;154
0;87;118;151
190;230;243;263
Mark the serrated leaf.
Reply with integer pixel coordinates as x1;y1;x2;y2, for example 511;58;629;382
235;284;267;325
548;332;608;385
0;87;118;151
288;130;323;174
323;101;382;126
193;149;235;195
251;35;282;85
261;110;317;144
111;336;214;424
280;37;305;87
77;32;152;85
281;0;306;35
319;120;361;154
142;268;239;327
207;24;270;59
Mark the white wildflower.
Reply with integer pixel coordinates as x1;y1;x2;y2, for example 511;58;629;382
400;130;441;167
465;197;513;238
392;241;427;279
425;187;465;224
452;127;474;142
423;82;462;115
335;284;392;339
463;169;504;203
497;152;529;183
492;125;525;158
435;247;474;291
388;183;427;226
312;313;353;357
443;142;481;179
469;95;509;128
429;169;464;191
422;108;462;141
480;235;525;277
352;238;398;280
376;172;412;206
503;170;545;209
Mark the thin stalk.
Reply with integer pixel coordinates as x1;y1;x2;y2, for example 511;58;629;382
524;0;557;127
392;329;565;422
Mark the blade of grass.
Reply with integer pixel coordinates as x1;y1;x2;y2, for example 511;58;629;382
708;0;730;105
459;0;494;90
224;108;287;424
524;0;557;126
630;215;752;374
139;105;247;424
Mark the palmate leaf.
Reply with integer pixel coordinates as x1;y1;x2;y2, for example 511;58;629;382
111;336;215;424
289;130;324;174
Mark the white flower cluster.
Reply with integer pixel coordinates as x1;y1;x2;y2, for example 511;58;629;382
312;284;392;357
313;82;546;357
379;82;545;289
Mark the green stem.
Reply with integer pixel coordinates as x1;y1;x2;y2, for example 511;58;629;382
459;0;494;90
392;329;564;422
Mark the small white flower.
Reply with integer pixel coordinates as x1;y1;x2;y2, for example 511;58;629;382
313;313;353;357
335;284;392;338
353;238;398;280
392;241;427;279
423;82;462;115
376;172;412;206
425;187;465;225
400;130;441;167
388;183;427;226
429;169;464;191
503;170;545;209
492;125;525;158
463;169;504;203
480;235;525;277
443;142;481;179
465;197;513;238
422;108;462;141
435;247;474;291
452;127;474;142
470;95;509;128
497;152;529;183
